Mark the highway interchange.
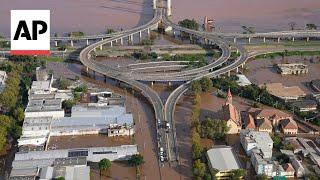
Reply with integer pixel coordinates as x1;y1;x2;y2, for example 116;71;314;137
1;0;318;176
76;0;320;172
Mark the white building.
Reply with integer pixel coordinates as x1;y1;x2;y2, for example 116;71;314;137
0;70;7;92
50;106;134;137
236;74;252;87
206;146;242;179
240;130;273;158
250;149;274;177
24;98;64;119
30;75;55;95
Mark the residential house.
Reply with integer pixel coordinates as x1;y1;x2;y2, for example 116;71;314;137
281;118;298;134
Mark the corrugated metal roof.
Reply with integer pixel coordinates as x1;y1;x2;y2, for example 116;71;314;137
206;146;240;171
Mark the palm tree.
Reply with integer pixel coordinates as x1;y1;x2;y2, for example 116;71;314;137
98;158;112;178
128;154;145;177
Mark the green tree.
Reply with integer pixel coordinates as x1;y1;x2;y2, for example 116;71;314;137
98;158;112;177
128;154;144;167
256;174;268;180
54;177;65;180
8;123;22;139
178;19;199;30
13;107;25;122
74;85;88;93
192;142;203;159
306;23;317;30
192;159;206;178
200;77;213;92
231;169;246;180
200;118;230;140
0;115;12;128
128;154;144;177
62;100;76;110
191;81;202;94
0;126;8;151
271;134;281;149
106;28;116;34
57;77;70;90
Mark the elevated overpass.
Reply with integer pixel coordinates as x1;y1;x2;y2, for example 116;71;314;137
77;0;320;170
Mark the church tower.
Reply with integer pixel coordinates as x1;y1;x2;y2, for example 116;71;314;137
226;88;233;105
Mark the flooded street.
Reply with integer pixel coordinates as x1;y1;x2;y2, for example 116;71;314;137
1;0;320;36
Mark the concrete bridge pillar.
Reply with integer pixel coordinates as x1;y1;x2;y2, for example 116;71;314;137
236;67;239;73
227;71;231;77
292;37;295;42
241;63;244;68
120;38;123;45
277;37;280;43
248;37;251;44
147;28;150;38
263;37;266;43
130;34;134;45
54;41;58;47
151;81;154;86
167;0;172;16
100;44;103;50
70;40;74;47
168;81;172;86
236;49;239;54
153;0;156;9
86;66;89;74
139;31;142;42
110;41;113;47
101;38;104;41
233;37;237;43
307;37;310;42
86;39;89;46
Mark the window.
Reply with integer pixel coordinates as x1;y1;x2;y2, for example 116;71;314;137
93;151;117;154
68;150;88;157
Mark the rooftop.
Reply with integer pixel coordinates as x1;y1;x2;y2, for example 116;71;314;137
71;105;126;117
236;74;252;87
240;130;273;156
25;99;62;112
206;146;241;171
47;135;134;150
51;113;133;128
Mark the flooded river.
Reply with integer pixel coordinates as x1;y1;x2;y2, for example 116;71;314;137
1;0;320;36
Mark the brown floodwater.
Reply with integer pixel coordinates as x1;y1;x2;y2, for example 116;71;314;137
172;0;320;32
1;0;320;36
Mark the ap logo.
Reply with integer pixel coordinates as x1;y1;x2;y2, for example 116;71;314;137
11;10;50;55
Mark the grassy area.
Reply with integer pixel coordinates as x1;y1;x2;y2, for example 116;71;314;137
37;56;64;62
254;50;320;60
282;41;320;47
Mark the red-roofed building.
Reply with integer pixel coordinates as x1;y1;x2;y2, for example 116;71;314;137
241;112;255;130
282;163;295;178
281;118;298;134
256;118;273;133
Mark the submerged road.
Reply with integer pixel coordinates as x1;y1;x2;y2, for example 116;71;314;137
79;0;320;176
